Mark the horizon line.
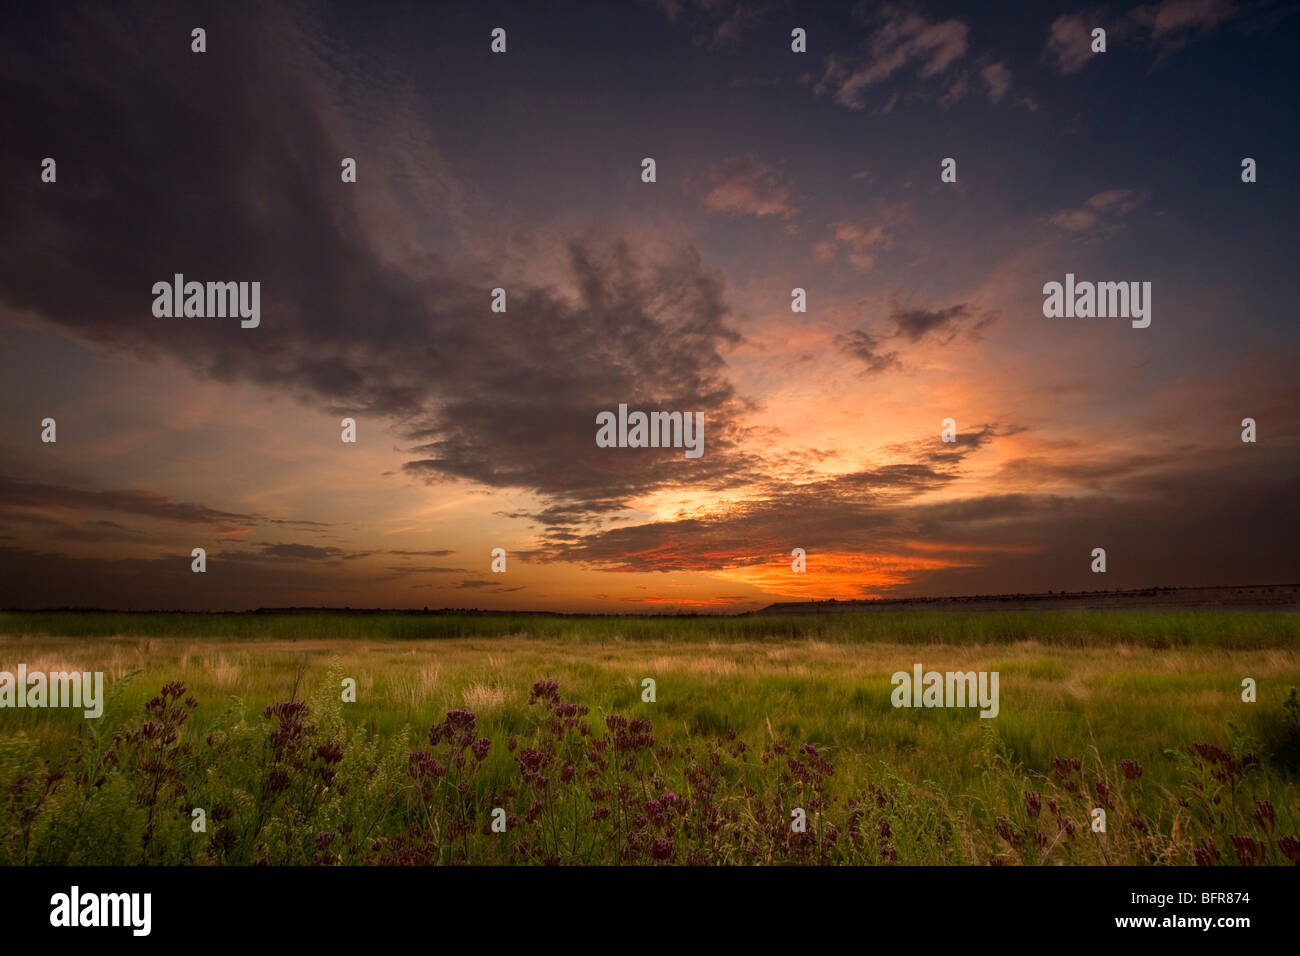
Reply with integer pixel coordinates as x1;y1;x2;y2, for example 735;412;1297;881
5;581;1298;617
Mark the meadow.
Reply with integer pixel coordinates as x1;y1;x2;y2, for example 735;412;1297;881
1;610;1297;866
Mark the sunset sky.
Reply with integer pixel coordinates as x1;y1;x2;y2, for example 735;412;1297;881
2;0;1297;612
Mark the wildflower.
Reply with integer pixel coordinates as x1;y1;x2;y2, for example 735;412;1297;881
529;679;560;705
316;742;344;764
1277;835;1300;862
1229;834;1264;866
1193;837;1220;866
1093;780;1113;810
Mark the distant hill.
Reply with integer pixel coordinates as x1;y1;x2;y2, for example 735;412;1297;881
10;584;1300;618
752;584;1300;615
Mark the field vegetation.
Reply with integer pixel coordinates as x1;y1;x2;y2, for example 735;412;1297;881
1;611;1297;865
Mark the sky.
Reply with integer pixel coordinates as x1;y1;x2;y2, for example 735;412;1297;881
1;0;1297;612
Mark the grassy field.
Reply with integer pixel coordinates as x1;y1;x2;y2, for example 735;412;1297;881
1;611;1298;866
4;608;1297;646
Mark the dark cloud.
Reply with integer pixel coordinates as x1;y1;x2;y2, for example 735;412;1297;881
899;458;1300;596
257;543;346;561
338;549;456;562
522;443;1300;591
992;449;1196;489
833;329;900;374
0;544;355;611
524;456;968;571
0;542;487;610
454;579;524;592
893;304;970;342
891;303;996;344
375;565;470;582
1;5;761;529
835;302;996;373
397;239;761;514
0;510;149;544
250;543;462;565
887;425;1005;466
0;475;255;529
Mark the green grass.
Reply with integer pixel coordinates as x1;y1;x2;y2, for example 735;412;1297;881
2;608;1297;647
1;610;1297;865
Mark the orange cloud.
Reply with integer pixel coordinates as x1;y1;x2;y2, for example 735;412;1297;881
711;549;981;600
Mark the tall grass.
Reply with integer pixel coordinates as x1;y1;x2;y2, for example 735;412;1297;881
2;609;1296;648
2;670;1296;865
2;612;1297;865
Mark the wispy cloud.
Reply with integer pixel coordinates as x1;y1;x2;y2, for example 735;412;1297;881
702;155;796;219
1045;12;1102;74
816;5;969;110
0;476;255;530
833;330;900;375
1049;1;1235;75
1048;189;1141;236
980;62;1012;104
835;302;997;376
814;204;911;273
892;303;997;344
649;0;773;50
1132;0;1236;43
